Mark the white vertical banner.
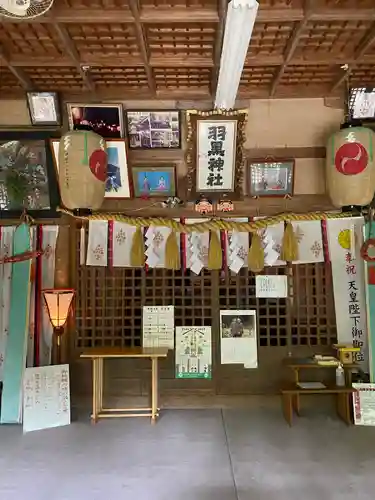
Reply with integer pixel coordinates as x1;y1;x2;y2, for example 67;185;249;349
327;217;368;370
39;226;59;367
0;226;14;381
26;227;37;368
86;220;108;267
144;222;180;268
112;222;137;267
256;220;286;266
291;220;324;264
226;218;249;273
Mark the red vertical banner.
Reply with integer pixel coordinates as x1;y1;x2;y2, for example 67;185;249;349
181;218;186;271
221;230;227;272
34;225;43;367
321;219;331;286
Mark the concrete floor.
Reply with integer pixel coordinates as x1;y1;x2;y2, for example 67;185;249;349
1;408;375;500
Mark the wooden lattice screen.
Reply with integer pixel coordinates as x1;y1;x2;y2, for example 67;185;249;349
74;230;337;351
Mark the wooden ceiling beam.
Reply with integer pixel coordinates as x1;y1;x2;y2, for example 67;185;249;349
330;21;375;93
129;0;155;94
53;24;96;93
0;47;33;90
269;0;314;97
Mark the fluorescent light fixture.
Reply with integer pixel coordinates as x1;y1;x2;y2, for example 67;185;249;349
214;0;259;110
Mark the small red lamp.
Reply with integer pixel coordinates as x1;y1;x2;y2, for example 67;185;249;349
42;288;75;364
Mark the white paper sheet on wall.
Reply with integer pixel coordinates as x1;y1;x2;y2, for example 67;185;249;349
142;306;175;349
220;310;258;369
23;364;71;433
256;275;288;298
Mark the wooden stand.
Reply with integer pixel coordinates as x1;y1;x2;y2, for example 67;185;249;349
80;347;169;424
281;357;358;426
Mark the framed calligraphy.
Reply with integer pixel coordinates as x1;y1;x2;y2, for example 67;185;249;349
186;109;247;200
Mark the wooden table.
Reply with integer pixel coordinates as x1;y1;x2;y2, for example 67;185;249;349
281;357;358;426
80;347;169;424
281;384;356;426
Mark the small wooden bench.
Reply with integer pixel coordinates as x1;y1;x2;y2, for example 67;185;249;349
281;384;356;426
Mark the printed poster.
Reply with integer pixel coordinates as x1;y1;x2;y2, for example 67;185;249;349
220;310;258;369
327;217;368;371
175;326;212;379
353;383;375;426
23;365;71;433
142;305;174;349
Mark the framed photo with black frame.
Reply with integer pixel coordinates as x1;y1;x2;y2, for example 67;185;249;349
26;91;61;127
126;110;181;149
0;131;61;220
248;159;295;198
348;87;375;122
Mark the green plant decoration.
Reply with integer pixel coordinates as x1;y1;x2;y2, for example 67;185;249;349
5;171;28;208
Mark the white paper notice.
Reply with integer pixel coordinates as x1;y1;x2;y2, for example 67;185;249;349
142;306;174;349
220;310;257;368
353;383;375;426
23;365;71;433
256;275;288;298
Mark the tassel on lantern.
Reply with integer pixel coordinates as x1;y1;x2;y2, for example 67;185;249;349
165;230;180;270
207;230;223;270
130;226;145;267
281;222;299;262
248;232;265;273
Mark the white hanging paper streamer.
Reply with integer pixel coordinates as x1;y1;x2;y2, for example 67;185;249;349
39;226;59;367
145;222;180;268
326;217;368;370
27;227;37;368
226;218;249;273
256;221;285;266
291;220;324;264
113;222;137;267
185;219;212;275
86;221;108;267
0;226;14;381
79;226;86;265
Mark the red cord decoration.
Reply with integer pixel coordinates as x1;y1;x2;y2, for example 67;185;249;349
0;249;43;264
361;239;375;262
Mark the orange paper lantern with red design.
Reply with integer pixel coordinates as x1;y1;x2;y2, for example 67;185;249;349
326;127;375;208
59;130;108;210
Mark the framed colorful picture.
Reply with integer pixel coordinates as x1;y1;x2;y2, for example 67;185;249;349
66;103;124;138
248;159;295;197
126;110;181;149
50;138;131;199
186;109;247;200
0;131;60;219
26;91;61;126
131;165;176;198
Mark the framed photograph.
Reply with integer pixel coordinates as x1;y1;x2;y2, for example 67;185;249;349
131;165;176;198
26;91;61;126
50;139;131;199
67;103;124;138
126;110;181;149
348;87;375;121
186;109;247;200
248;159;294;197
0;131;60;219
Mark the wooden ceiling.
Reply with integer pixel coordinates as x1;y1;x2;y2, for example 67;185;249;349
1;0;375;101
